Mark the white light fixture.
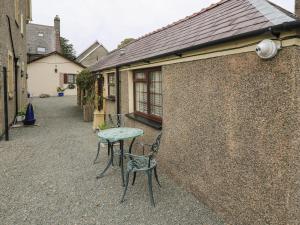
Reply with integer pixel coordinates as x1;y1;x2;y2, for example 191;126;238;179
256;39;280;59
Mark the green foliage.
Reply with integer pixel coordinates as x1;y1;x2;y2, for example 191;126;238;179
17;106;27;116
57;87;66;93
98;122;109;130
68;83;76;89
77;69;96;105
117;38;135;49
60;37;76;60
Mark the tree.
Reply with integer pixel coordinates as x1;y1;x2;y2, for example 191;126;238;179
117;38;135;49
60;37;76;60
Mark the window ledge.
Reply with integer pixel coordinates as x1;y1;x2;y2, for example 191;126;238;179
126;113;162;130
104;96;116;102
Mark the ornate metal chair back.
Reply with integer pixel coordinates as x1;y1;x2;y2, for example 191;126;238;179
151;132;162;154
147;132;162;168
107;114;125;128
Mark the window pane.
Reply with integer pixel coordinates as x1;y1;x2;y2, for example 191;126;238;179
67;74;75;84
108;74;115;96
110;85;116;96
135;82;148;114
135;72;146;80
150;71;162;117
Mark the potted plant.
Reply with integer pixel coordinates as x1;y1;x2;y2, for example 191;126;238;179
16;110;26;122
57;87;65;97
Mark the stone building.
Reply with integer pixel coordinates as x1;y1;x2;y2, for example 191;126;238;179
26;15;61;62
0;0;32;139
89;0;300;224
76;41;108;67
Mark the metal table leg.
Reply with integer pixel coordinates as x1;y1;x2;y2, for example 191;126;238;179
120;140;125;186
96;142;114;179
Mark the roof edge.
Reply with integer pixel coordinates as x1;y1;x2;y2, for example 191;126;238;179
28;51;86;68
91;20;300;72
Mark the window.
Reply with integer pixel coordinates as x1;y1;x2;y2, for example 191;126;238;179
134;68;162;121
20;13;24;34
38;33;44;37
14;0;20;24
7;51;14;98
64;74;76;84
37;47;46;53
107;73;116;97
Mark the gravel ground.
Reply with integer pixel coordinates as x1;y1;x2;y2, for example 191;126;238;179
0;96;224;225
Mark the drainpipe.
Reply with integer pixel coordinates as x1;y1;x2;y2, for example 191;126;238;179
116;67;121;114
14;58;19;115
3;67;9;141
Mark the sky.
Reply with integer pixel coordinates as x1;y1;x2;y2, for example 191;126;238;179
31;0;296;55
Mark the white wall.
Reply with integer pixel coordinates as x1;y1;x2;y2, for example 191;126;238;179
27;54;84;97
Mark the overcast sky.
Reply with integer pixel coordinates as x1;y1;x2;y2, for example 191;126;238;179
31;0;295;55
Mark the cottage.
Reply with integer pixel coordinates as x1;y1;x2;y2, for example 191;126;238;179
89;0;300;224
0;0;32;139
27;52;85;97
26;16;85;97
76;41;108;67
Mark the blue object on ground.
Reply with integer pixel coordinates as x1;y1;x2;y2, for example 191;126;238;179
58;92;64;97
23;103;36;126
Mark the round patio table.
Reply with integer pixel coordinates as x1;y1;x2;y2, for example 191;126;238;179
96;127;144;186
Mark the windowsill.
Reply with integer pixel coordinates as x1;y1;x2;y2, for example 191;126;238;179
104;96;116;102
126;113;162;130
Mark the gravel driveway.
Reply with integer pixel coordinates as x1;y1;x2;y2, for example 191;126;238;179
0;96;224;225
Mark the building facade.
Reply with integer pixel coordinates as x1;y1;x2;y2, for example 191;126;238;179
27;52;84;97
89;0;300;224
0;0;32;139
76;41;108;67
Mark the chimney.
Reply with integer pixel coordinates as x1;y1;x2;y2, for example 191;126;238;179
54;15;61;52
296;0;300;18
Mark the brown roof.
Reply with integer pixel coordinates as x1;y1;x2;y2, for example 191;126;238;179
90;0;298;72
28;51;86;68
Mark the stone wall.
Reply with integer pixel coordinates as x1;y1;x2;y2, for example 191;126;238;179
0;0;29;137
160;46;300;224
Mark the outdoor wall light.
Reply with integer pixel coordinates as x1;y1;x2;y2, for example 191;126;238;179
21;71;24;77
256;39;280;59
96;73;101;79
54;65;58;73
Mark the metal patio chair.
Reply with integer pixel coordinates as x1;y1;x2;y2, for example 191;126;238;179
121;132;162;206
94;114;125;164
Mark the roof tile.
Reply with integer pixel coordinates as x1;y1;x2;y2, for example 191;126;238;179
90;0;296;72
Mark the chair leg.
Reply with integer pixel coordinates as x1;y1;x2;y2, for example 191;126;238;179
94;141;101;164
147;170;155;207
119;154;122;167
154;167;161;187
121;171;130;203
132;172;137;185
111;145;114;166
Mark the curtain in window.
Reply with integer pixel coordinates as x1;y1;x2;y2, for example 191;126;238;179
135;82;148;114
108;75;116;96
150;71;162;117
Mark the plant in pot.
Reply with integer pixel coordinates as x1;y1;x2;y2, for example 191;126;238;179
16;110;26;122
57;87;65;97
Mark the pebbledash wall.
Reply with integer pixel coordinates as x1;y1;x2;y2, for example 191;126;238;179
103;44;300;224
160;47;300;225
0;0;30;136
